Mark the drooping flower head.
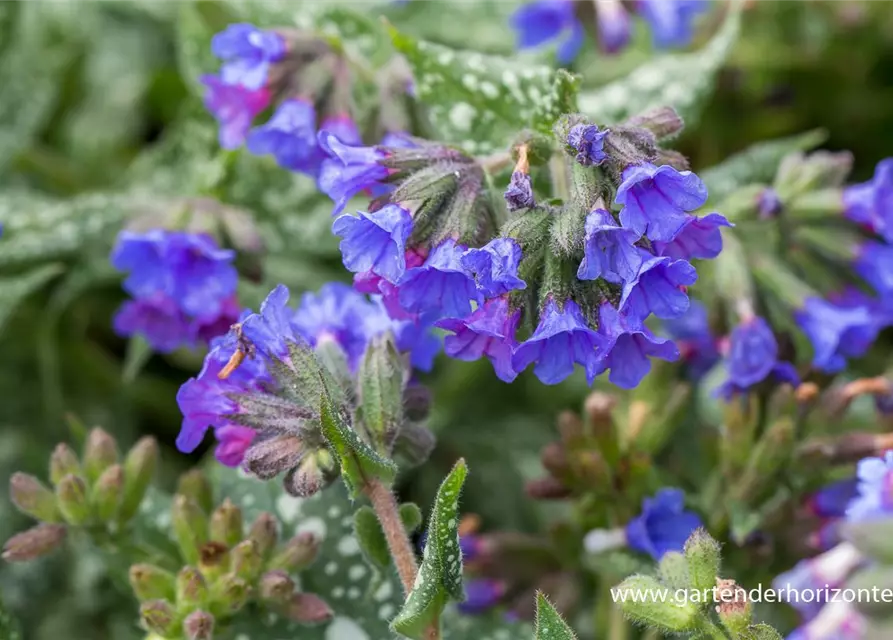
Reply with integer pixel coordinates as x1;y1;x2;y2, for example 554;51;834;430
716;316;800;399
616;162;708;243
652;212;732;260
461;238;527;298
436;297;520;383
567;124;608;166
317;129;391;215
636;0;709;49
211;24;286;90
333;205;414;284
846;452;893;523
619;251;698;321
795;297;880;373
200;74;271;150
398;240;482;319
512;298;606;385
246;99;322;176
504;171;535;212
509;0;585;65
843;158;893;242
577;208;642;284
624;488;702;560
596;302;679;389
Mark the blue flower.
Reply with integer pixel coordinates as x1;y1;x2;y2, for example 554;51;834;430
596;0;632;53
512;298;606;385
398;240;482;319
362;299;442;372
504;171;535;212
637;0;709;49
567;124;608;166
333;205;413;284
509;0;585;65
317;127;390;215
436;297;520;383
795;297;879;373
113;295;194;353
844;158;893;242
246;99;321;175
806;479;859;519
619;252;697;321
662;301;719;380
653;212;731;260
616;163;708;243
625;488;702;560
211;23;285;90
457;579;506;615
758;187;783;219
292;283;372;367
577;208;642;284
241;284;304;361
111;230;238;319
200;74;270;150
597;302;679;389
461;238;527;298
715;316;800;399
846;452;893;523
854;240;893;299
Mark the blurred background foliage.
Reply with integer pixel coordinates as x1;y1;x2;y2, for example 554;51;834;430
1;1;893;637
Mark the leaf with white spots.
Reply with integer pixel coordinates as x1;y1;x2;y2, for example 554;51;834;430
388;27;575;154
391;459;468;639
578;0;742;126
534;592;577;640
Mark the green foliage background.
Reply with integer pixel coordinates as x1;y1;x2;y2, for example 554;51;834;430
1;1;893;637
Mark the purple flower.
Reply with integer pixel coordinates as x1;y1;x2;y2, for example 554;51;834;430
292;283;372;367
774;544;864;621
457;579;506;615
200;74;270;150
333;205;413;284
246;99;321;175
509;0;585;65
577;208;643;284
726;317;778;388
398;240;482;319
786;601;865;640
241;284;304;362
597;0;632;53
619;252;697;321
191;296;241;345
624;488;702;560
214;425;256;467
758;187;783;219
637;0;709;49
211;24;285;90
652;212;731;260
846;452;893;523
806;479;859;519
461;238;526;298
662;301;719;379
504;171;535;212
854;240;893;299
795;297;879;373
317;129;390;216
844;158;893;242
111;230;238;319
597;302;679;389
436;297;520;383
616;163;708;243
362;299;442;372
512;298;606;385
113;295;194;353
567;124;609;166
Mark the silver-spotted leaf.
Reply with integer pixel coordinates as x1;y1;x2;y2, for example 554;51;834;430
391;459;468;639
534;592;577;640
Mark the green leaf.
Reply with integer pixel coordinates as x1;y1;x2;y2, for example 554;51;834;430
0;264;65;334
534;592;577;640
700;129;828;204
399;502;423;534
353;505;392;570
122;336;153;384
392;459;468;639
359;334;406;451
389;27;571;154
737;624;784;640
578;0;743;127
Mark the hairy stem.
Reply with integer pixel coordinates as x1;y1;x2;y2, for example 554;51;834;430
364;477;419;594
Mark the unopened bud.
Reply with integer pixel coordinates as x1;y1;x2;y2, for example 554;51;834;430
392;423;436;469
173;495;209;565
402;384;432;422
259;570;295;607
210;498;243;548
248;512;278;560
10;473;60;522
614;574;698;633
119;436;158;523
525;476;572;500
541;442;569;479
284;453;327;498
92;464;124;522
129;563;175;602
625;106;685;141
715;578;751;634
49;443;81;486
83;428;118;484
55;474;90;525
270;532;320;572
288;592;333;625
2;523;66;561
684;528;722;596
139;599;177;637
177;470;213;515
176;566;209;609
199;541;230;580
231;540;262;582
183;610;214;640
658;552;691;591
210;573;250;616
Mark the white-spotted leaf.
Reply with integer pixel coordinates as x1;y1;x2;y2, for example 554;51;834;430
534;592;577;640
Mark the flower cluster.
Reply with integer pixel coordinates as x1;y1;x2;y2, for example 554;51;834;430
111;230;239;353
176;283;438;468
510;0;710;64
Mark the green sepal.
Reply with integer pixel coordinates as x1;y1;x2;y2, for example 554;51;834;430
358;333;406;453
534;592;577;640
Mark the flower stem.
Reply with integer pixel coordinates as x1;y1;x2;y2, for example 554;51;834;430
549;152;571;202
363;477;419;595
